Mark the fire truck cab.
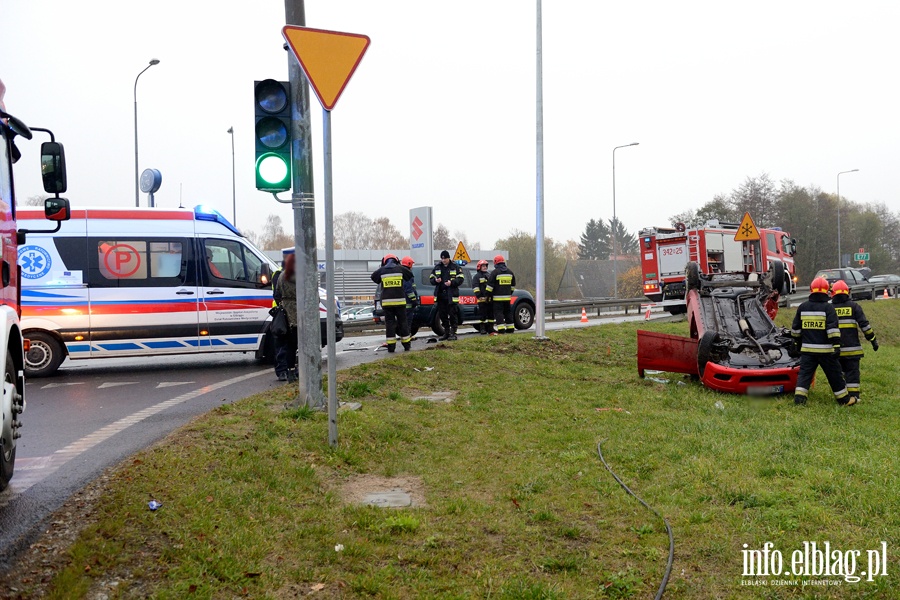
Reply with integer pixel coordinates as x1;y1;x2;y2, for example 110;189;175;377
639;220;797;312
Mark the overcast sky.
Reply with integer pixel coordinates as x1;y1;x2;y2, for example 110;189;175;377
2;1;898;250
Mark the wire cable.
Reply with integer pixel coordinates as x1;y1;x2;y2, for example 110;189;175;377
597;440;674;600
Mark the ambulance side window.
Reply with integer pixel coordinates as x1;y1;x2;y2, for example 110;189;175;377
203;239;267;288
88;237;190;288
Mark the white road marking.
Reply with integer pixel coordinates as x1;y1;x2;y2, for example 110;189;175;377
155;382;195;388
5;369;269;497
40;382;85;389
98;382;139;389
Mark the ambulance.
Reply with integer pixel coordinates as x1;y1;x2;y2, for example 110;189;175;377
16;206;341;377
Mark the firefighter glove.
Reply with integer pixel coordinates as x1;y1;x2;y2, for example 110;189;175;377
872;339;879;352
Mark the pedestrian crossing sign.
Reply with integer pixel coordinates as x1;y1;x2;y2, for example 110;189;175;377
453;241;471;264
734;212;761;242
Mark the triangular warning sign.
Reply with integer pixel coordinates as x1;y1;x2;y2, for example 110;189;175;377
734;212;761;241
453;241;471;263
282;26;370;111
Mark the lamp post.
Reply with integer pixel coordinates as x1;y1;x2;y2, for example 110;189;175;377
612;142;639;298
134;59;160;207
227;127;236;226
836;169;858;267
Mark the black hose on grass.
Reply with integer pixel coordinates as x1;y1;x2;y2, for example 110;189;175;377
597;440;674;600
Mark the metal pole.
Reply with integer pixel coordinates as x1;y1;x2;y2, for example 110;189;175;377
323;110;338;447
285;0;325;410
228;126;236;226
612;143;639;298
534;0;547;340
836;169;858;268
133;59;159;207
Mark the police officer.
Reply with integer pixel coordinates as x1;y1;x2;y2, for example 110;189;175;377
830;280;879;401
371;254;413;352
401;256;419;336
472;259;496;334
271;248;293;381
791;277;853;405
486;255;516;334
429;250;464;340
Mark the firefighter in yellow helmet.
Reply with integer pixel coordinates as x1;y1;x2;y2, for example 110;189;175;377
830;280;878;401
790;277;852;405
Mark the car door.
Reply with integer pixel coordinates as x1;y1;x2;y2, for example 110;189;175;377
198;238;272;351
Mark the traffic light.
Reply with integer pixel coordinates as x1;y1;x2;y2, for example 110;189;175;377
254;79;291;192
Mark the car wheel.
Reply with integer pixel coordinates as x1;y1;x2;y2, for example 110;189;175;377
770;260;785;293
431;316;445;336
410;323;419;336
697;331;718;376
514;302;535;329
0;353;20;490
24;332;65;378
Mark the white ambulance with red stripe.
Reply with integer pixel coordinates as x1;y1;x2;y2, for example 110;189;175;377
17;206;341;377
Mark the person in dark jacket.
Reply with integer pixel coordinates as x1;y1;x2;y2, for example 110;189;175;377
371;254;414;352
429;250;464;340
486;255;516;334
830;280;879;401
274;251;298;381
401;256;419;335
472;259;495;334
791;277;852;406
270;248;293;381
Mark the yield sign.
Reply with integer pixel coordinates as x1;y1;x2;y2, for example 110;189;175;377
282;26;370;111
734;212;760;242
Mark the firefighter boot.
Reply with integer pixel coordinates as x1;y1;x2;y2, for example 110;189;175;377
794;395;806;406
447;328;458;341
402;341;411;352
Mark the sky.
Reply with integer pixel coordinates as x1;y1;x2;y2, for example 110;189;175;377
2;1;898;250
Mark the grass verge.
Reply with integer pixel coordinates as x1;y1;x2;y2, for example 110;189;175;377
32;302;900;598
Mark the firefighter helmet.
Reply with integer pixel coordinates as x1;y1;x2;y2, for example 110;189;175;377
831;280;850;295
476;259;489;270
493;255;505;266
810;276;830;294
382;253;399;265
401;256;414;268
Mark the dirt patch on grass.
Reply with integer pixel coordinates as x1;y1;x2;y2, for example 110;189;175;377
340;474;427;508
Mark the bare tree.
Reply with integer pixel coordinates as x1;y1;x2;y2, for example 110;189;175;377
453;230;481;251
433;223;452;250
333;211;373;249
563;239;580;261
371;217;407;249
24;195;45;206
258;214;294;251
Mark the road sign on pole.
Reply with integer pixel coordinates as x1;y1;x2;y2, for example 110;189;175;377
453;241;471;264
853;252;870;261
283;25;370;448
734;212;761;242
282;26;371;111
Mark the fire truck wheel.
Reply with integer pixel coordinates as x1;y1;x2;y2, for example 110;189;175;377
770;260;785;294
1;354;18;490
24;332;65;378
697;331;718;376
686;262;701;291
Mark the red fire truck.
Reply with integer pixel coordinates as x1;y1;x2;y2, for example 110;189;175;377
639;219;797;312
0;78;71;489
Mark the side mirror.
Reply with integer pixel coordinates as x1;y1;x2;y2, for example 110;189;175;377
259;262;272;285
40;141;67;194
44;197;70;222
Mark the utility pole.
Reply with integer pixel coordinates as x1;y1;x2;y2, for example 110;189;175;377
285;0;324;410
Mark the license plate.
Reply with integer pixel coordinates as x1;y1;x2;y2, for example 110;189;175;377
747;385;784;395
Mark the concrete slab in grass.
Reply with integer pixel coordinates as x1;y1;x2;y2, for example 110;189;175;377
413;391;457;403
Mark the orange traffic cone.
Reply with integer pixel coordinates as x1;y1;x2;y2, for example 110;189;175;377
884;288;890;300
580;307;588;323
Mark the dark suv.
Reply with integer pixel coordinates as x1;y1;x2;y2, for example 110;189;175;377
381;265;536;336
814;268;873;301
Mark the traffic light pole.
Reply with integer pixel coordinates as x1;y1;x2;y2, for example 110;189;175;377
285;0;325;411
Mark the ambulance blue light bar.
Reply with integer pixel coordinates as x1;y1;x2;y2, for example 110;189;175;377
193;205;242;236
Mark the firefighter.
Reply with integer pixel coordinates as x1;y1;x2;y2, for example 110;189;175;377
472;259;496;334
371;254;413;352
401;256;419;337
486;255;516;334
429;250;464;340
791;277;853;406
830;280;879;401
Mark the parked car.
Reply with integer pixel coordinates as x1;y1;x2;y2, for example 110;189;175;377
869;274;900;298
813;268;874;301
375;265;536;336
345;305;376;321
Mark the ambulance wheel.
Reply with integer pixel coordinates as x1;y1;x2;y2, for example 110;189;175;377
24;332;65;378
686;262;701;291
1;354;19;490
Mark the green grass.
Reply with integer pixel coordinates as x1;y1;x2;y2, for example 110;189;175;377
38;302;900;599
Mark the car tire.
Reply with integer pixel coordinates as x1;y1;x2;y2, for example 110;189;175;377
514;302;535;329
0;353;19;491
770;260;785;293
697;331;718;377
410;323;419;336
24;332;65;378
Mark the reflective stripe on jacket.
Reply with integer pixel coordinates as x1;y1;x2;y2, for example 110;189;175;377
372;261;414;307
791;293;841;353
831;295;876;357
486;264;516;302
429;263;464;302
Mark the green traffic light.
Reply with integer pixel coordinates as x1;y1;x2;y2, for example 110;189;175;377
256;153;289;189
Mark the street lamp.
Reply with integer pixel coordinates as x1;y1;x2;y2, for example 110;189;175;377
612;142;639;298
227;127;236;226
836;169;858;267
134;58;160;207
